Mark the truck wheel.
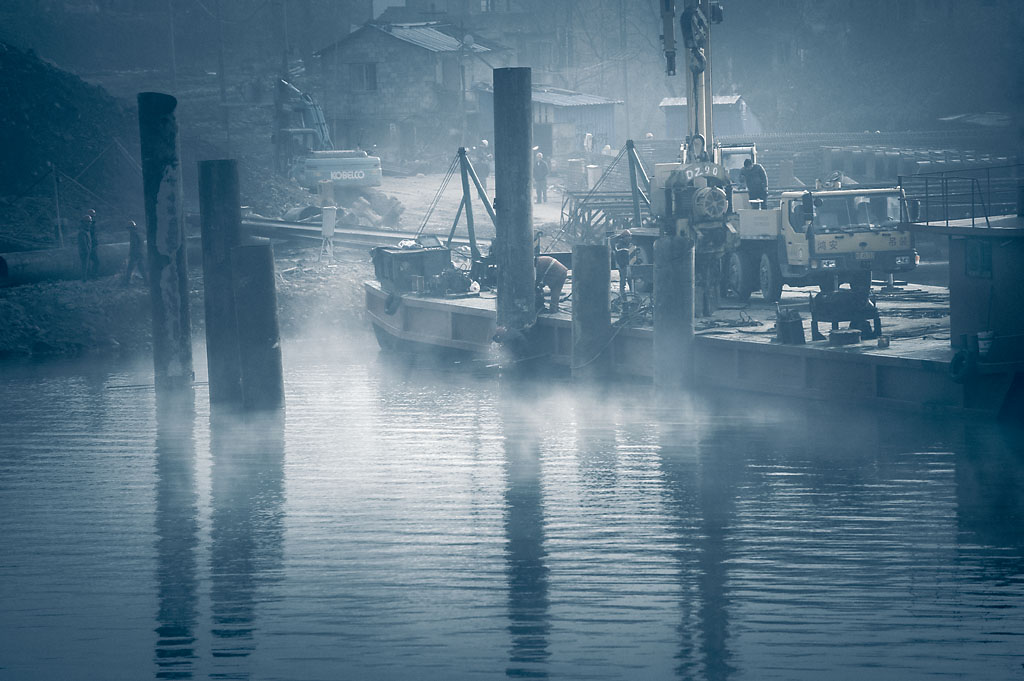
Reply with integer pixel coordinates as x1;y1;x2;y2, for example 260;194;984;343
759;252;783;303
721;251;751;301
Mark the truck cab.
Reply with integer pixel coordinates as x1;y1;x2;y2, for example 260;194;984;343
738;187;918;301
714;144;757;187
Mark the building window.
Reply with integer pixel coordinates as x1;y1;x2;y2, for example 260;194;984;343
350;63;377;91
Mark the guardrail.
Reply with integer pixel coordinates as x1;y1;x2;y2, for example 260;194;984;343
899;163;1022;228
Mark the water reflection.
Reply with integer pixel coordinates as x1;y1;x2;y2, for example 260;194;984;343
956;423;1024;571
153;392;199;680
655;401;737;681
501;394;551;679
209;411;285;677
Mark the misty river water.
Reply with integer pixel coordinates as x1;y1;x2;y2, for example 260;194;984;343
1;334;1022;681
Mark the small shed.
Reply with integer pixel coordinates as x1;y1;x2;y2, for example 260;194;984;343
916;216;1024;419
924;218;1024;349
475;84;620;159
659;95;763;139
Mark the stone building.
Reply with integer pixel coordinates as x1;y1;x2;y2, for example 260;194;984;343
315;22;506;158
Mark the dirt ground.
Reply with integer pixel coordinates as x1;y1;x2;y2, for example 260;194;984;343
381;171;567;245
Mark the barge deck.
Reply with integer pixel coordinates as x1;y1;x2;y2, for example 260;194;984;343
365;277;1021;418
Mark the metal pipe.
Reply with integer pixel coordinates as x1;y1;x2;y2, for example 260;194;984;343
653;234;695;389
458;148;480;260
571;243;612;381
138;91;193;395
627;140;643;229
1;242;129;286
465;158;497;223
231;242;284;411
198;159;244;407
493;67;537;336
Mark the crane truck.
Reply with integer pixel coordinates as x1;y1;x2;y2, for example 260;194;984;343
641;0;916;312
727;178;918;302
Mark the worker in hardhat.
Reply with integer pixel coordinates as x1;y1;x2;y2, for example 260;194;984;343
535;254;567;313
122;219;147;285
612;228;634;294
741;158;768;207
77;212;94;280
474;139;492;191
533;152;549;203
688;134;709;162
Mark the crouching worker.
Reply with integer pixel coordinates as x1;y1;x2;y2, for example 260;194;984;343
535;255;567;313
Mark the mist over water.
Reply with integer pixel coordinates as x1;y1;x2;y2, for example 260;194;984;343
1;337;1022;680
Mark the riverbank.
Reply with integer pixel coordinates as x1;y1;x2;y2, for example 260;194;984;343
0;245;372;359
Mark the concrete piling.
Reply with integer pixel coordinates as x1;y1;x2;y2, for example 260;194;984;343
138;92;193;395
653;235;695;389
198;159;244;406
493;67;536;336
230;242;284;411
571;243;612;381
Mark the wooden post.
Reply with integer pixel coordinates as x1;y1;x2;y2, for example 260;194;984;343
572;244;612;381
653;235;695;389
493;67;536;336
138;92;193;395
198;159;243;406
231;242;284;411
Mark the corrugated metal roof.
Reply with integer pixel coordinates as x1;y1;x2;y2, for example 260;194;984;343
374;23;490;53
659;95;742;107
474;83;620;107
532;87;621;107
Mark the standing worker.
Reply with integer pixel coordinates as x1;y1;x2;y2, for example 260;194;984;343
535;254;567;313
741;158;769;208
77;212;94;280
474;140;492;191
688;134;710;162
122;219;147;285
533;152;549;204
612;229;633;294
85;208;100;276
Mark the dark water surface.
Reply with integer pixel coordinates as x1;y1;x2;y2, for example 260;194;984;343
1;339;1022;680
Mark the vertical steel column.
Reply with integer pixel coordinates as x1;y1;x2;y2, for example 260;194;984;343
653;234;695;389
138;92;193;395
198;159;243;406
572;243;612;381
231;242;284;411
627;140;643;229
458;147;480;260
493;67;536;334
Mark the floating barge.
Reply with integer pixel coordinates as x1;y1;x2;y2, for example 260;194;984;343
366;146;1023;422
366;274;1021;420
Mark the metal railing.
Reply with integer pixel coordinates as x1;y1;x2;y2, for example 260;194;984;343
898;163;1022;228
